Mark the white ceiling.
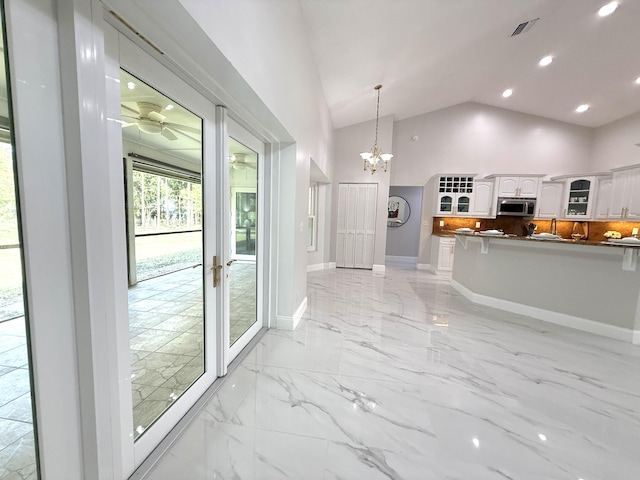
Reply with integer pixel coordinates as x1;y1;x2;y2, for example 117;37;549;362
297;0;640;129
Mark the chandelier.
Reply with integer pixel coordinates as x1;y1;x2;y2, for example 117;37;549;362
360;84;393;174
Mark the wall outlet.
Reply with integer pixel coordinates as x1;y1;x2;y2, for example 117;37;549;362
423;220;429;226
439;220;445;227
475;221;481;228
633;227;639;236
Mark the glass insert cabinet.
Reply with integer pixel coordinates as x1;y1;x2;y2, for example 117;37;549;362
436;175;474;215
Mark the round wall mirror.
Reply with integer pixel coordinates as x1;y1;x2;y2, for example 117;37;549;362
387;195;411;227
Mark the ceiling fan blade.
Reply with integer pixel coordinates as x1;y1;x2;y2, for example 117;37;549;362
148;111;166;122
121;122;137;128
161;127;178;141
164;122;201;135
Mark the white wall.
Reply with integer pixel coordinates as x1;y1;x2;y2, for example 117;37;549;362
590;111;640;171
391;102;593;186
178;0;334;180
331;115;394;267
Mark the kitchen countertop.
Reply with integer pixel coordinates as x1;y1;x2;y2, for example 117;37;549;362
450;231;640;249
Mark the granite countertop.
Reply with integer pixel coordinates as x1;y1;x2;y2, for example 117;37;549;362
450;231;640;249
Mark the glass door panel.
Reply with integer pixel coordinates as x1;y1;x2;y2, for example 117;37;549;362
227;133;261;357
120;69;205;440
0;11;38;477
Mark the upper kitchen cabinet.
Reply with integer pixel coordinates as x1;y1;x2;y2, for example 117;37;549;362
550;175;597;219
435;175;475;216
469;180;495;217
486;175;542;198
609;165;640;220
594;175;613;220
535;181;563;219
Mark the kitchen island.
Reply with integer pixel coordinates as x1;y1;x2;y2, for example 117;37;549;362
451;233;640;344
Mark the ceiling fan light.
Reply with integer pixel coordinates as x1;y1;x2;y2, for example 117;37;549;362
380;153;393;161
138;118;162;134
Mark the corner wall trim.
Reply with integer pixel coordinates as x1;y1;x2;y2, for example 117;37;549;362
328;262;336;269
451;279;636;343
276;296;307;331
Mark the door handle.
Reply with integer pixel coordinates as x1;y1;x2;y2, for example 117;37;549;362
227;259;237;267
211;255;223;288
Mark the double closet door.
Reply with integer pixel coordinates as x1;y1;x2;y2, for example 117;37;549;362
336;183;377;269
109;28;265;474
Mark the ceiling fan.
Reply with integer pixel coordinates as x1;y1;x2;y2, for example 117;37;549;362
121;102;200;141
230;153;257;170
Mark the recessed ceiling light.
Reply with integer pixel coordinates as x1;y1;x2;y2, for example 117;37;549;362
598;1;619;17
165;104;174;110
539;56;553;67
635;76;640;85
127;81;136;90
502;89;513;98
576;104;590;113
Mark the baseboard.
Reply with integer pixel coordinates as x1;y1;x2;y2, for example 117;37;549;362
385;255;418;266
328;262;336;269
307;263;328;272
451;279;635;343
276;296;307;331
372;264;385;273
416;263;431;271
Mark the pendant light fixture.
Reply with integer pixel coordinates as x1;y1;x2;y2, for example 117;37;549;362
360;84;393;174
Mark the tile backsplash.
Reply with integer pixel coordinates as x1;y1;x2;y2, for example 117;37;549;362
432;216;640;240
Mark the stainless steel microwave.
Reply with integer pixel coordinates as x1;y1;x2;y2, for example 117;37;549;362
497;197;536;217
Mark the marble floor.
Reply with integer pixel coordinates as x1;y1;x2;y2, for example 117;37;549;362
142;265;640;480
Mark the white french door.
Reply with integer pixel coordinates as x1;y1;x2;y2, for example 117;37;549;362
106;28;223;473
225;119;265;363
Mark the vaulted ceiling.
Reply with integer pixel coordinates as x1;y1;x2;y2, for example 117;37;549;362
297;0;640;129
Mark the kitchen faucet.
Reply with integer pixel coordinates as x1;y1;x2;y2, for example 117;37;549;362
550;218;557;235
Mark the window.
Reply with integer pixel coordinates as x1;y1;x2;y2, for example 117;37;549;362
308;183;318;251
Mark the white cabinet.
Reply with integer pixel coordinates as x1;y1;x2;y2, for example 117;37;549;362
594;176;613;220
435;175;474;216
492;176;540;198
436;192;472;215
535;182;563;219
609;166;640;220
470;180;495;217
437;237;455;272
558;176;596;219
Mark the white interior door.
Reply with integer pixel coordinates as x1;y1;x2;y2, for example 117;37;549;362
336;183;377;269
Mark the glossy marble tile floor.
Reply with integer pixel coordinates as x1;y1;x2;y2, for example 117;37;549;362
143;265;640;480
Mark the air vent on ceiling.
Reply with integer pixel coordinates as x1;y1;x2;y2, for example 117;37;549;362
511;18;539;37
